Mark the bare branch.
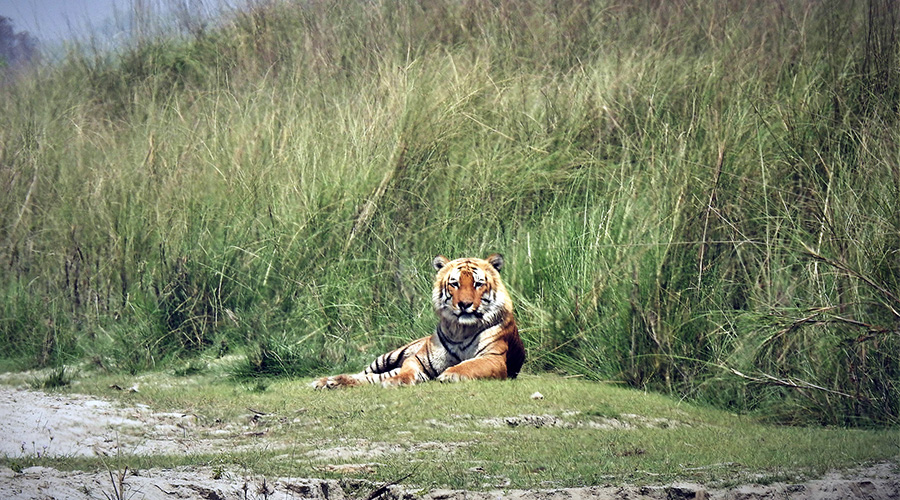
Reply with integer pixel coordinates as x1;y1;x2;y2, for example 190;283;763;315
720;365;858;399
801;242;900;318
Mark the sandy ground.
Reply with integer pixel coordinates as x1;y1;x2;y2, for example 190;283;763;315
0;386;228;458
1;385;898;500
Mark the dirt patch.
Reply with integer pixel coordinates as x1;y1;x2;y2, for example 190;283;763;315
0;465;343;500
0;385;246;458
1;386;898;500
2;463;898;500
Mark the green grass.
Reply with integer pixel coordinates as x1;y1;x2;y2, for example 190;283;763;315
2;368;897;490
1;0;899;426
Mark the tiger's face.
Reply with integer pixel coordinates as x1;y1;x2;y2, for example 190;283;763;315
432;254;508;327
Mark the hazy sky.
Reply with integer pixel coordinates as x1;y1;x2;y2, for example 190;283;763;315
1;0;125;44
1;0;242;48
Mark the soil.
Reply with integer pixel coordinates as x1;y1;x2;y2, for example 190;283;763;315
1;385;898;500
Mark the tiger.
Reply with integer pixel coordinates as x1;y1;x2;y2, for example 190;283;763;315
311;254;525;388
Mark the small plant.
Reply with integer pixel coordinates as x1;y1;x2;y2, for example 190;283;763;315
30;366;72;389
211;461;226;480
7;459;24;473
102;465;129;500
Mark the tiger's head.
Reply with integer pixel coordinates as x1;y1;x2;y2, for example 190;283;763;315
431;254;511;328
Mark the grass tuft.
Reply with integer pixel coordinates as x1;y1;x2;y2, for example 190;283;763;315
30;366;73;390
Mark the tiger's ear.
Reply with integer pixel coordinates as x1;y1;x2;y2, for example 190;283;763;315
433;255;450;271
486;253;504;271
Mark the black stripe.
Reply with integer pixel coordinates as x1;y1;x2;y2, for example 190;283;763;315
435;326;463;363
415;343;439;379
437;325;480;352
424;342;439;379
475;347;507;359
474;340;508;357
461;333;480;353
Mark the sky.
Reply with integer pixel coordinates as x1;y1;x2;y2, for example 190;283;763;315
2;0;131;45
1;0;244;50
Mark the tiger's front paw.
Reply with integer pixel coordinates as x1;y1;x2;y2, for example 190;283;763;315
310;374;361;389
310;377;330;389
381;371;418;387
437;371;467;383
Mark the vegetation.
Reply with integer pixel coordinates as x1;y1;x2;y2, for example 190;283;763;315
0;16;40;73
1;0;899;426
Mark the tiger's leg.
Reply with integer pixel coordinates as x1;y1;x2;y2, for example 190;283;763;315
437;341;511;383
310;337;427;389
380;338;445;387
310;368;403;389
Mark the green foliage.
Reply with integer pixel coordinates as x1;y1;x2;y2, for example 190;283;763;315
239;333;343;379
1;0;899;425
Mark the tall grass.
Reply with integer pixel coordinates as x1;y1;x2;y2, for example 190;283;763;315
1;0;898;425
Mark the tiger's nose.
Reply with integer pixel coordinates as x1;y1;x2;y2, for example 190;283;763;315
457;300;473;311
